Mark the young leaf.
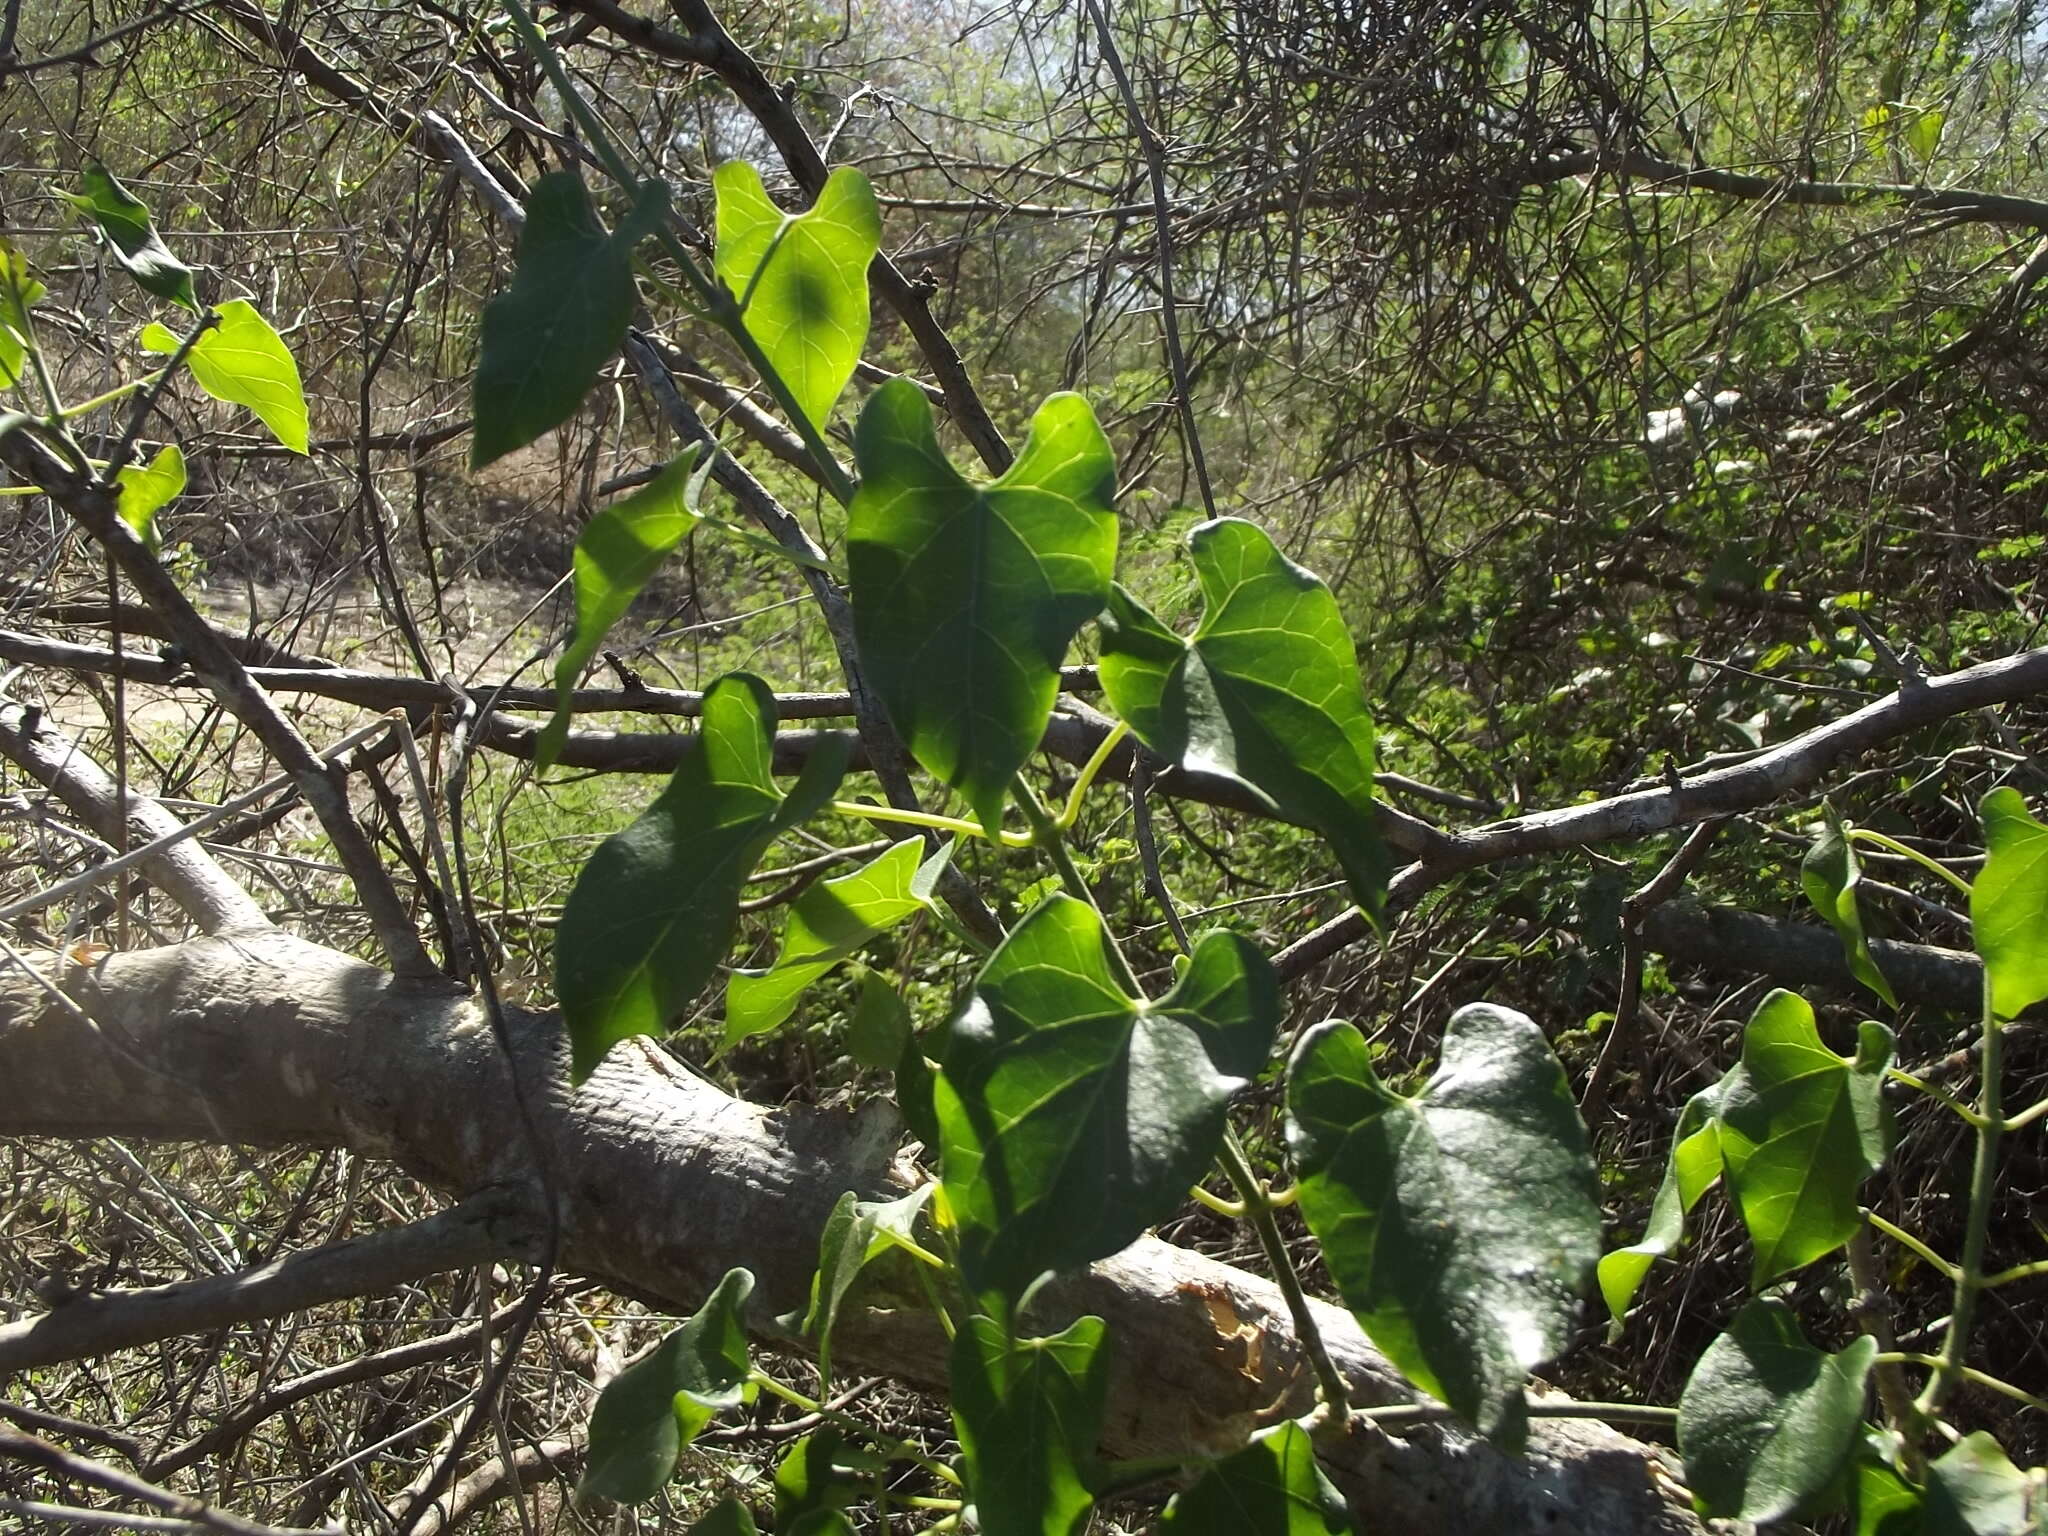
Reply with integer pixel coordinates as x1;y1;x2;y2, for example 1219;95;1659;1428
1971;787;2048;1020
471;171;669;469
0;240;46;390
936;896;1279;1300
800;1184;935;1389
1597;1082;1726;1323
1285;1006;1600;1448
951;1314;1109;1536
1803;804;1898;1007
64;162;197;311
1677;1299;1877;1523
723;837;949;1049
114;444;186;557
554;673;850;1082
141;301;309;453
848;379;1117;836
846;966;912;1069
774;1427;887;1523
1852;1449;1923;1536
537;449;705;768
1923;1432;2036;1536
1098;518;1385;924
712;162;880;433
576;1268;756;1506
681;1502;759;1536
1156;1421;1351;1534
1716;990;1893;1285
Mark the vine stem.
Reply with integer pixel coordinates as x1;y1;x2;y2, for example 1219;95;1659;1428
1012;776;1143;995
832;800;1032;848
751;1373;964;1487
1846;1225;1925;1477
1845;826;1974;897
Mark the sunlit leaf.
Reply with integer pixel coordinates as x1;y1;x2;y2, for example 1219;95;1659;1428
0;241;46;390
1157;1421;1351;1534
142;301;309;453
555;674;849;1082
64;162;197;310
800;1185;935;1389
1923;1432;2038;1536
1972;787;2048;1020
952;1314;1108;1536
774;1427;887;1523
1286;1005;1599;1448
1678;1299;1876;1523
1803;803;1898;1007
1099;518;1385;923
114;444;185;557
848;379;1117;835
1852;1443;1925;1536
846;966;912;1069
1598;1082;1726;1323
937;895;1278;1300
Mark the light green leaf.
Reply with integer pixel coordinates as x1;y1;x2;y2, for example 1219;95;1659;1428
848;380;1117;836
1157;1421;1352;1534
1286;1006;1600;1448
576;1268;755;1506
846;967;912;1069
1924;1432;2039;1536
142;300;309;453
554;673;849;1082
723;837;949;1049
680;1502;759;1536
951;1314;1109;1536
713;162;880;433
114;444;185;557
1717;990;1893;1285
537;450;705;768
471;171;668;469
799;1185;935;1389
1907;108;1946;163
936;896;1278;1301
0;240;46;391
1804;804;1898;1007
1099;518;1385;923
1598;1083;1726;1323
774;1427;887;1524
1972;788;2048;1020
1852;1438;1925;1536
64;162;197;311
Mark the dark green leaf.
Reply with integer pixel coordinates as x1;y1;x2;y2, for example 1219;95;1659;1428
1598;1083;1725;1323
1854;1444;1925;1536
1157;1421;1352;1534
849;379;1117;835
1717;990;1893;1285
577;1268;755;1506
847;966;912;1069
801;1185;935;1388
471;172;668;469
952;1314;1108;1536
1677;1299;1876;1523
115;444;185;557
555;673;849;1082
895;1023;940;1149
1804;803;1898;1007
936;895;1278;1300
713;162;880;432
724;837;948;1048
680;1499;759;1536
65;162;197;310
1098;518;1385;922
1972;788;2048;1020
774;1427;887;1521
1286;1006;1600;1447
0;240;46;390
1924;1433;2037;1536
537;450;705;768
141;302;309;453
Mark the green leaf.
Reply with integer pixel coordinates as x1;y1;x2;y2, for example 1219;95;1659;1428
1099;518;1385;923
936;896;1279;1300
1804;804;1898;1007
141;301;309;453
64;162;197;311
774;1427;887;1522
555;673;849;1082
576;1268;755;1506
1677;1299;1877;1523
1924;1433;2038;1536
538;450;706;768
1285;1006;1600;1448
1716;990;1893;1285
846;967;912;1069
1854;1445;1925;1536
1907;108;1946;163
800;1185;935;1389
724;837;949;1049
713;162;880;433
951;1314;1108;1536
0;240;46;390
1598;1083;1726;1323
848;380;1117;835
1972;788;2048;1020
1157;1421;1352;1534
115;444;185;557
471;171;668;469
680;1501;759;1536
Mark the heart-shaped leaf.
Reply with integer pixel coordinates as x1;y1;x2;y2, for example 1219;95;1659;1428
1677;1299;1876;1523
951;1314;1109;1536
1157;1421;1352;1534
115;444;186;557
1972;787;2048;1020
537;449;706;768
724;837;949;1049
1851;1442;1924;1536
0;241;46;390
774;1427;888;1522
846;966;913;1069
1717;989;1893;1285
681;1502;759;1536
577;1268;756;1506
65;162;197;311
713;162;880;433
471;171;668;469
936;895;1278;1300
1924;1433;2036;1536
800;1184;936;1388
1598;1082;1726;1324
1804;804;1898;1007
1099;518;1385;923
142;301;308;453
555;673;849;1082
849;379;1117;835
1286;1005;1600;1448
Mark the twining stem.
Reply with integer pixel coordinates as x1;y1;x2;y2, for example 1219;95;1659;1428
58;371;162;420
831;800;1033;848
1013;776;1144;994
2001;1093;2048;1131
1882;1354;2048;1413
1846;827;1975;898
1056;720;1129;829
1885;1067;1985;1125
1188;1183;1245;1219
1846;1225;1925;1476
752;1372;964;1487
1863;1209;1959;1281
1358;1398;1679;1428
